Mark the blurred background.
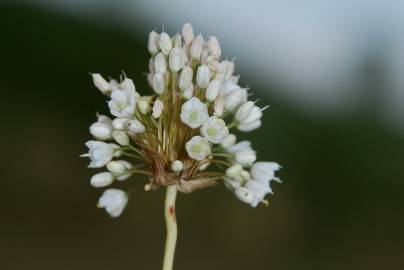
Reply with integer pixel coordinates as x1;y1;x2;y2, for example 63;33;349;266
1;1;403;269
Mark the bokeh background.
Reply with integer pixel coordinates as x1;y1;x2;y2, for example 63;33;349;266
1;1;404;269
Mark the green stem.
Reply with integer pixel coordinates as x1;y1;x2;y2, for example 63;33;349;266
162;185;178;270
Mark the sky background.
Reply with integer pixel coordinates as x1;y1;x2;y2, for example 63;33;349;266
1;1;403;270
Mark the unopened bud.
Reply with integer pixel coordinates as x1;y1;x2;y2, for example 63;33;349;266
106;161;126;175
182;84;194;99
152;99;164;118
148;31;160;54
190;34;203;60
226;164;243;178
220;134;236;149
206;79;221;102
91;172;114;188
112;117;130;130
169;47;185;72
159;32;172;55
137;99;151;114
128;119;146;133
152;73;165;94
182;23;194;45
91;73;111;94
208;36;221;59
171;160;184;173
112;130;129;146
179;66;193;90
154;52;167;74
196;64;211;88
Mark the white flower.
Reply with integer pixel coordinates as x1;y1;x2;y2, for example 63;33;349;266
206;79;221;102
238;120;262;132
173;33;182;48
91;73;111;94
112;130;129;146
226;140;252;154
213;96;224;117
208;36;221;59
224;177;242;191
244;180;272;207
182;23;194;45
220;79;239;96
251;162;281;184
108;90;137;118
226;164;242;178
216;60;235;80
154;52;167;74
185;136;211;161
180;97;209;128
89;115;113;140
220;134;236;149
178;67;193;90
224;88;247;112
82;141;115;168
171;160;184;173
91;172;114;188
137;98;151;114
169;47;185;72
196;65;211;88
235;149;256;166
152;99;164;118
112;117;130;130
106;160;133;181
200;116;229;144
190;34;204;60
148;31;160;54
128;119;146;133
235;101;264;125
97;189;128;217
159;32;172;55
152;73;165;94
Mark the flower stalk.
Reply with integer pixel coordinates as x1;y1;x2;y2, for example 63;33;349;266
163;185;178;270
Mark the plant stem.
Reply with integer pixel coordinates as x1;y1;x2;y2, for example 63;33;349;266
162;185;178;270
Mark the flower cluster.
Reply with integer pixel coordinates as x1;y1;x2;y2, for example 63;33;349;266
82;23;281;217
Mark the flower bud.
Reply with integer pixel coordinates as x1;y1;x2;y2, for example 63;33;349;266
152;99;164;118
235;149;256;166
112;130;129;146
217;60;235;80
220;134;236;149
89;121;113;140
178;66;193;90
226;164;243;178
110;143;123;157
169;47;185;72
206;79;221;102
91;73;111;94
196;65;211;88
220;79;239;96
208;36;221;59
235;187;256;205
171;160;184;173
154;52;167;74
224;88;247;112
173;33;182;48
159;32;172;55
112;117;130;130
106;160;127;175
91;172;114;188
190;34;203;60
182;84;194;99
97;189;128;217
137;99;151;114
128;119;146;133
182;23;194;45
240;170;251;181
148;31;160;54
152;73;165;94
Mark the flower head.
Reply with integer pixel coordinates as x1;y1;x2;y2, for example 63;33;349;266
82;23;282;218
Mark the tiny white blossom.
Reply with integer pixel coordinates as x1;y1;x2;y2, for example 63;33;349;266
97;189;128;218
235;149;256;166
137;99;151;115
107;160;127;175
200;116;229;144
190;34;203;60
235;101;263;125
91;73;111;94
182;84;194;99
169;47;185;72
148;31;160;54
182;23;194;45
220;79;239;96
234;187;256;205
196;65;211;88
108;90;137;118
159;32;172;55
91;172;114;188
206;79;221;102
224;88;247;112
185;136;211;161
154;52;167;74
238;120;262;132
171;160;184;173
216;60;235;80
208;36;221;59
251;162;281;184
226;164;243;178
82;141;115;168
89;115;113;140
226;141;253;154
180;97;209;128
152;73;165;94
173;33;182;48
112;130;130;146
178;66;193;90
152;99;164;118
220;134;236;149
128;119;146;133
213;96;224;117
244;180;272;207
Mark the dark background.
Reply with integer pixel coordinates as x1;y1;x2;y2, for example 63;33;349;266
1;2;403;270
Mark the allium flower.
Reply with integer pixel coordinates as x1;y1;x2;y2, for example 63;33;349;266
81;23;282;270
